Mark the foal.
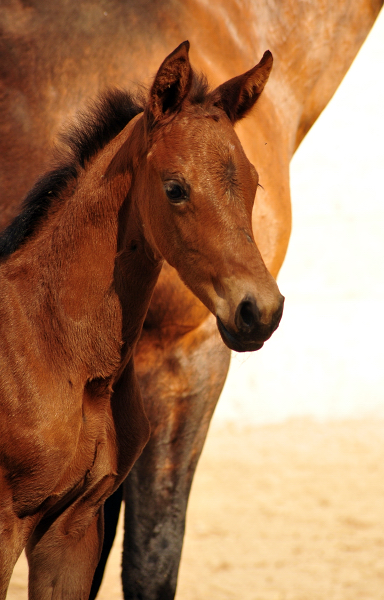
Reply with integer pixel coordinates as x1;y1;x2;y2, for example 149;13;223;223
0;42;283;599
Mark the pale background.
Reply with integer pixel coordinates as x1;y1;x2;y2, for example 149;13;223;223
215;9;384;427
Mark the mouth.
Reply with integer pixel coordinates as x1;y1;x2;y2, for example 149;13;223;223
216;316;264;353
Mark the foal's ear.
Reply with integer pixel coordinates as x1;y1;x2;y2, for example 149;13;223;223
211;50;273;124
147;41;193;123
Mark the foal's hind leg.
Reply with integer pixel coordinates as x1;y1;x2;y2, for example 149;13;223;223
26;504;104;600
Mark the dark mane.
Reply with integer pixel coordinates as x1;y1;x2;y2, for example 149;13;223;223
0;72;213;259
0;89;144;258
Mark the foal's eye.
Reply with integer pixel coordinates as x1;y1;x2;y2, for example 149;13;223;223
164;181;188;204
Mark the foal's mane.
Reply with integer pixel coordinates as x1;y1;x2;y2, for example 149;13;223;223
0;73;212;258
0;90;144;258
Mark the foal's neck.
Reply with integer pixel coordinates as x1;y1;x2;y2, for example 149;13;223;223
59;115;162;366
10;115;161;378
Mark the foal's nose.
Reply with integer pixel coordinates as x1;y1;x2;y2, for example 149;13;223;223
235;293;284;336
235;296;260;333
216;290;284;352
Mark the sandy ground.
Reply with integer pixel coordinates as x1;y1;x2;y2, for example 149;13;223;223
7;418;384;600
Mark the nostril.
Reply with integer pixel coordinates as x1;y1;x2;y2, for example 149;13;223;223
236;297;259;332
240;302;255;327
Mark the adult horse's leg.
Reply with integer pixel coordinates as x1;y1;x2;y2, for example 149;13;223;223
121;313;230;599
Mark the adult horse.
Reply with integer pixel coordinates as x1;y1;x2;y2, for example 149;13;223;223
0;42;283;599
0;1;382;599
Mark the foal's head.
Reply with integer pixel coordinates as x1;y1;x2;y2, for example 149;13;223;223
117;42;284;352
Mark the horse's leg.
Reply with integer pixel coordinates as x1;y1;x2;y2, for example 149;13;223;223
88;484;123;600
0;548;21;600
26;504;104;600
121;314;230;600
0;507;29;600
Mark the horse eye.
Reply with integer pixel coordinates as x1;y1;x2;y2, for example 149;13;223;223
164;181;188;203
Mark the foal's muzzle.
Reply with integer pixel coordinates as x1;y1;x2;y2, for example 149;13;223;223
216;294;284;352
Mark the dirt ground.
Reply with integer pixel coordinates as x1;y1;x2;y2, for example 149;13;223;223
7;418;384;600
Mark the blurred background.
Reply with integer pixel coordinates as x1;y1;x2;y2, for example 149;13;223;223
215;9;384;427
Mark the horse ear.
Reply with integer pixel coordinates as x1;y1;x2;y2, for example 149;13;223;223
211;50;273;124
147;41;193;123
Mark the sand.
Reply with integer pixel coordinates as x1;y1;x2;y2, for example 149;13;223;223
7;419;384;600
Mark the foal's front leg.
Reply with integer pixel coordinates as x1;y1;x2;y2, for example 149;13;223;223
26;502;105;600
27;361;149;600
0;506;31;600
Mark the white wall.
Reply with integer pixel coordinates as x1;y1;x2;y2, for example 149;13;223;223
215;10;384;425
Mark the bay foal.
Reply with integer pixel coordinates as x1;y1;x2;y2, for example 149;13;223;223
0;42;283;599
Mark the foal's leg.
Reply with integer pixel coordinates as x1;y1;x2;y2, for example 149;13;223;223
26;504;104;600
28;362;149;600
0;512;28;600
0;547;22;600
0;524;23;600
89;484;123;600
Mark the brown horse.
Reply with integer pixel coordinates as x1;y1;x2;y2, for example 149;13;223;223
0;2;382;599
0;42;283;599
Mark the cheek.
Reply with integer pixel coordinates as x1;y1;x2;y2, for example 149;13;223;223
160;211;200;267
146;200;181;258
138;171;163;219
